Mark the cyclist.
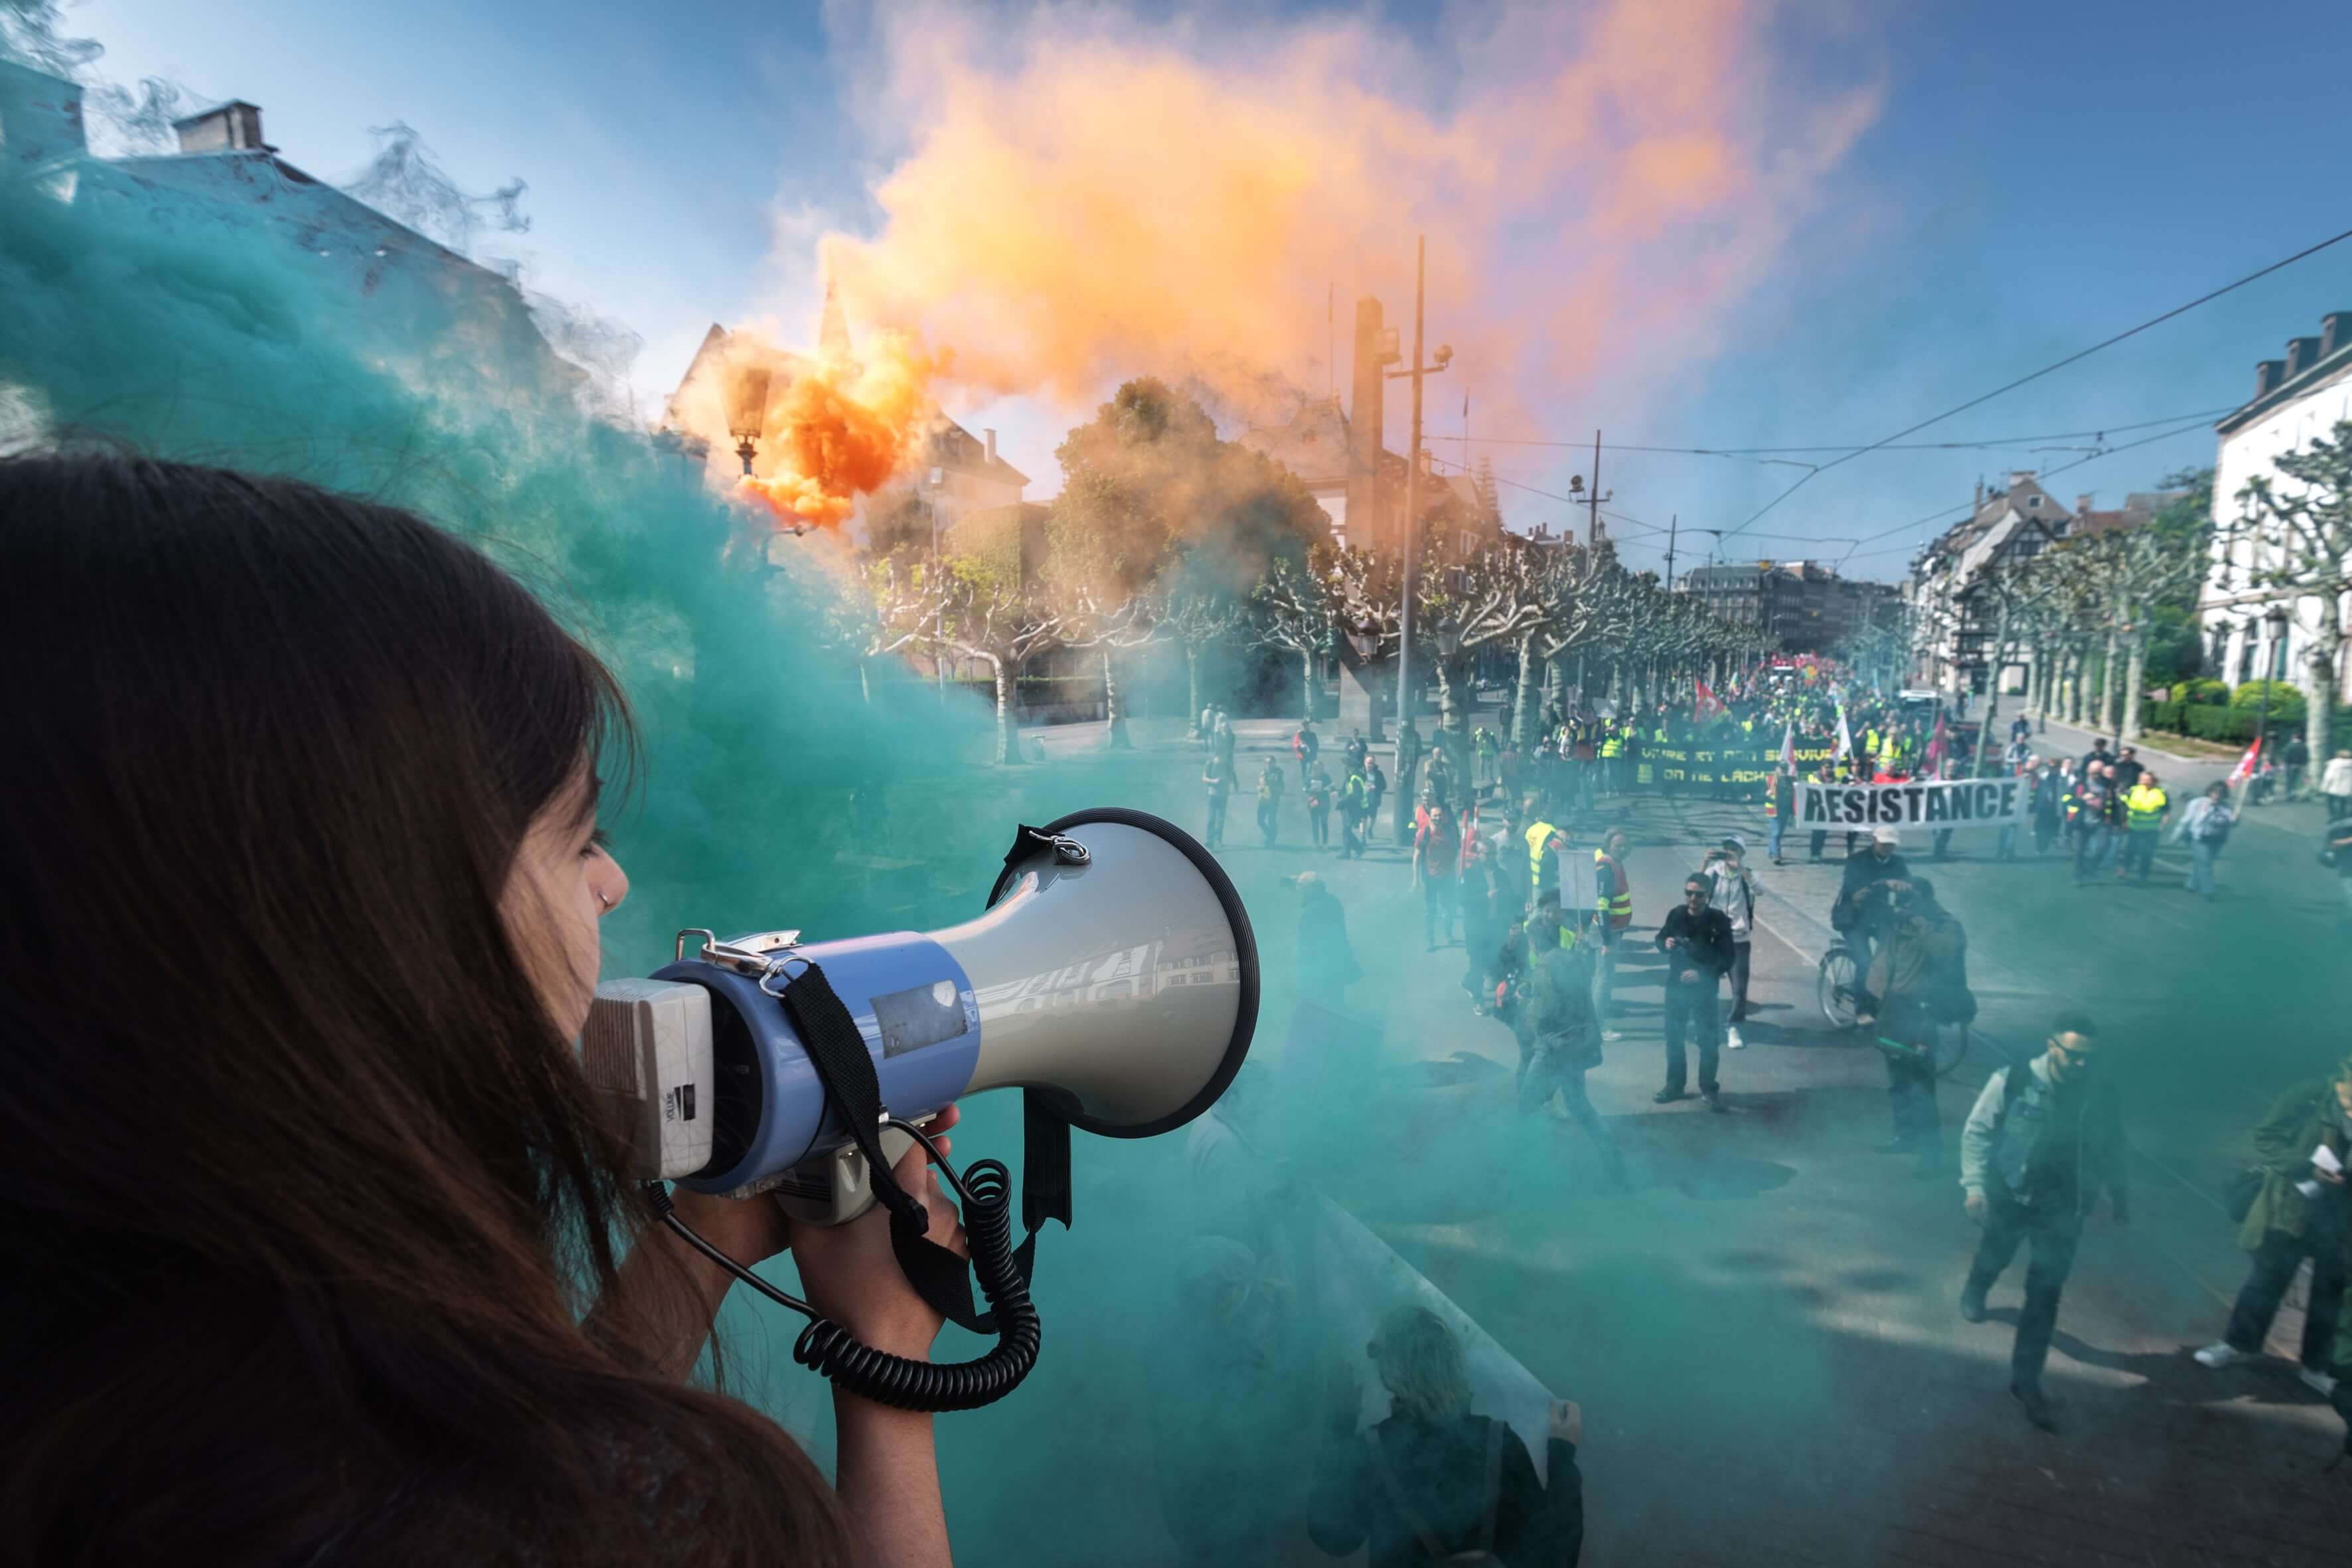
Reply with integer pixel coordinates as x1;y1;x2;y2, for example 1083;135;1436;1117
1855;877;1970;1178
1832;825;1911;979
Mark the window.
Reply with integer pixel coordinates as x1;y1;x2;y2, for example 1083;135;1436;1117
2026;497;2040;510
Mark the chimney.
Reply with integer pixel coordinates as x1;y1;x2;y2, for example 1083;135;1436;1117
1974;478;1984;512
2254;358;2288;400
2007;470;2033;489
2285;336;2324;380
983;428;997;468
1346;297;1389;552
172;100;272;155
2323;311;2352;360
2077;493;2094;518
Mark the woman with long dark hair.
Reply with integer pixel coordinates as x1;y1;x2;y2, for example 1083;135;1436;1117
0;453;963;1567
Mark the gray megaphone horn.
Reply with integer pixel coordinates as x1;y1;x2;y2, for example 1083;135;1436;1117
581;807;1258;1224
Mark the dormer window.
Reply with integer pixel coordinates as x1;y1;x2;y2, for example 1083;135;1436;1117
2026;496;2039;510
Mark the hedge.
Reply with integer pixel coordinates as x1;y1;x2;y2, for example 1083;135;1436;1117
2229;680;2306;721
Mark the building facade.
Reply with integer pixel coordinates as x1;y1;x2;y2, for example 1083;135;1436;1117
1679;560;1897;653
1907;472;2075;696
2197;309;2352;690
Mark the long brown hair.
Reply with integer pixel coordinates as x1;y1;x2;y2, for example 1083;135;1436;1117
0;454;854;1566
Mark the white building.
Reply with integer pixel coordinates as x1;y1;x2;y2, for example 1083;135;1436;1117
2198;309;2352;688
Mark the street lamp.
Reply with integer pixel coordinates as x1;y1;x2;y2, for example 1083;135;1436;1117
1385;235;1452;761
724;366;771;478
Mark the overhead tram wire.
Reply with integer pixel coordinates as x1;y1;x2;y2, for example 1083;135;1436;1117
1429;406;2236;461
1711;222;2352;546
1831;414;2224;569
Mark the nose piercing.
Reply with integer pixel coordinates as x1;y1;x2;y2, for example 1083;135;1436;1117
596;890;613;910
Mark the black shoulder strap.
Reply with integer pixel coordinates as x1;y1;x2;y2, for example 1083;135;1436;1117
776;962;993;1333
1474;1417;1506;1556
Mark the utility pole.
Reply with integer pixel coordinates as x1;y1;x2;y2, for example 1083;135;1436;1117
1589;430;1603;546
1385;235;1451;826
1664;514;1680;591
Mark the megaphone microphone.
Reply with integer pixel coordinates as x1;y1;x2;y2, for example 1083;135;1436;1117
581;807;1257;1411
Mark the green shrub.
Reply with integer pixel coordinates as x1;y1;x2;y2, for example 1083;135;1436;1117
2231;679;2306;720
2186;705;2260;743
2189;678;2233;705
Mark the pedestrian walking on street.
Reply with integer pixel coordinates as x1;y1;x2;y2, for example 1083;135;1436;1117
2067;763;2120;884
1338;765;1370;860
2169;781;2234;900
2323;814;2352;927
1766;766;1795;864
1856;877;1968;1178
1808;758;1838;862
2120;769;2169;884
1256;756;1287;848
1212;710;1236;769
2030;759;2065;857
1294;718;1320;788
1591;827;1634;1042
1306;765;1334;848
1366;756;1388;839
1703;836;1758;1051
1655;873;1734;1111
2286;734;2310;800
2191;1061;2351;1399
1516;938;1629;1188
2325;749;2352;823
1958;1011;2130;1434
1411;787;1462;952
2110;744;2144;794
1295;872;1360;1008
1201;753;1233;852
1459;845;1506;1016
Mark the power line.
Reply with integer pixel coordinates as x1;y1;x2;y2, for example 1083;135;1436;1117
1431;406;2235;460
1833;414;2220;568
1714;222;2352;545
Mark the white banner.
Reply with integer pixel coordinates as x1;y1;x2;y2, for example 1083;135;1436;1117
1798;777;2027;832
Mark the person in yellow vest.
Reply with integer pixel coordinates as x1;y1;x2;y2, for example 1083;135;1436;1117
1592;826;1634;1040
1598;722;1624;800
2120;771;2169;884
1524;797;1567;915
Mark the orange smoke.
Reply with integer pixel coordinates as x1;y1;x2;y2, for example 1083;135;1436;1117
668;325;938;532
815;0;1879;428
737;334;937;530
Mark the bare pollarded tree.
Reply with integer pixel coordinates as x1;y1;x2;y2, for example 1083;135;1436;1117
2223;422;2352;761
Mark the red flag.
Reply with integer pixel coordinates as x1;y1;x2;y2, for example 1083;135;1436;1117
1693;678;1725;724
2229;736;2262;785
1925;710;1948;769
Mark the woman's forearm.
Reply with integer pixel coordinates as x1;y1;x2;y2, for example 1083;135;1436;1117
833;1395;950;1567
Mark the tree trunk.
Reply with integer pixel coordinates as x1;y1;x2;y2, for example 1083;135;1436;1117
1300;651;1318;722
1101;648;1132;749
2307;599;2340;767
2121;633;2148;742
1184;644;1204;730
1512;632;1543;751
858;658;871;707
989;657;1021;764
2098;628;2120;736
1436;653;1472;746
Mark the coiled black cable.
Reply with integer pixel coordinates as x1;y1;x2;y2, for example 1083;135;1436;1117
644;1120;1042;1413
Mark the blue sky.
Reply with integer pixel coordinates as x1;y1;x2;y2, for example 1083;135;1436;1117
69;0;2352;580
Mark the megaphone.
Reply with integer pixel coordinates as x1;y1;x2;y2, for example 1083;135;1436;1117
582;807;1258;1223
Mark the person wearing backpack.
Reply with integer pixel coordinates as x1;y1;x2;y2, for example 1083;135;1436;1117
1856;876;1967;1178
1309;1304;1584;1567
2169;780;2235;902
2189;1059;2351;1399
1515;936;1628;1188
1957;1010;2130;1433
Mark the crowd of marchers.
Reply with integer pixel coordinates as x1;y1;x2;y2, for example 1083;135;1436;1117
1174;665;2352;1565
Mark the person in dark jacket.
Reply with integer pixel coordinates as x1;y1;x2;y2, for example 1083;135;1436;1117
1515;935;1627;1186
1654;872;1735;1109
2192;1063;2352;1397
1310;1304;1584;1567
1958;1010;2130;1433
1856;878;1966;1178
1296;873;1360;1007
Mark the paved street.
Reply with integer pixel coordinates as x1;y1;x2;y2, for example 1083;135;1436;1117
1180;707;2352;1567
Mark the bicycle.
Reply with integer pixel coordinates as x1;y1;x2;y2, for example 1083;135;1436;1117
1817;939;1972;1078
